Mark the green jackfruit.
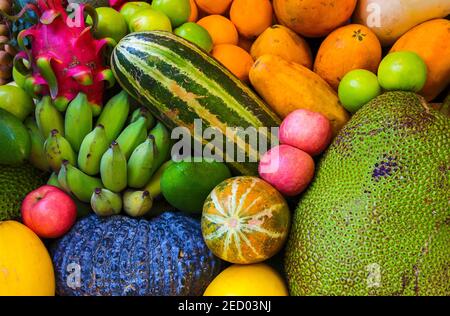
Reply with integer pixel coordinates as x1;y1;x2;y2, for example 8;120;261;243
286;92;450;296
0;163;48;221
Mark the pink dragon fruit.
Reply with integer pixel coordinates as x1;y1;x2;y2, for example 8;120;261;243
14;0;115;114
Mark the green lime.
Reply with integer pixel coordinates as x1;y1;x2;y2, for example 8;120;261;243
152;0;190;27
87;7;128;43
128;8;172;32
0;108;31;165
161;159;232;214
378;51;427;92
174;22;213;52
0;85;34;121
338;69;381;113
120;1;152;25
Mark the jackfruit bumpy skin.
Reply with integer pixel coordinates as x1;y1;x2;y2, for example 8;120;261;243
0;163;48;221
285;91;450;296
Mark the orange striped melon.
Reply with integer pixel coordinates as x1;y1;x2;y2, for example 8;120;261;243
201;176;291;264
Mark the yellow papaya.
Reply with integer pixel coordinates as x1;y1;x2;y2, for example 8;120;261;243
249;54;350;136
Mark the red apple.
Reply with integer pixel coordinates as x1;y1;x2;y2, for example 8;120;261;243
279;109;332;156
21;185;77;238
259;144;315;196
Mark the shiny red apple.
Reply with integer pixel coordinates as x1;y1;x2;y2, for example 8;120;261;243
21;185;77;238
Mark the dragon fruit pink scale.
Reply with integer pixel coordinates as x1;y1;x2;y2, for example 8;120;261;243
14;0;115;114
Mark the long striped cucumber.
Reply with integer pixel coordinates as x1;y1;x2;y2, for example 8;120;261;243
111;31;281;175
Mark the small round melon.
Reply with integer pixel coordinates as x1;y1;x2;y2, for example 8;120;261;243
201;176;291;264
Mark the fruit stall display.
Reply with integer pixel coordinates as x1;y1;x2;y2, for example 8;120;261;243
0;0;449;297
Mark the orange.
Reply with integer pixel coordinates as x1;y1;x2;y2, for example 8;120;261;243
230;0;273;39
197;15;238;45
195;0;233;15
212;44;254;82
188;0;198;22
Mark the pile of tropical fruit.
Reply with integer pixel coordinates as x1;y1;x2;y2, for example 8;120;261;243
0;0;449;296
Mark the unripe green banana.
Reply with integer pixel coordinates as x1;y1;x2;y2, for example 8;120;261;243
96;90;130;144
100;141;127;192
127;135;158;188
78;124;109;175
44;129;77;172
35;96;64;139
58;160;103;202
116;116;147;159
143;160;173;199
129;107;155;130
47;172;62;189
123;190;153;217
90;188;122;217
149;121;171;170
65;92;93;152
24;117;51;172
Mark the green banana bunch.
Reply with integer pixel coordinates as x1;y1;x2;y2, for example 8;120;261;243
129;107;155;130
149;122;171;171
96;91;130;144
78;124;109;175
100;141;127;193
65;93;93;152
58;160;103;203
116;116;147;159
127;135;158;188
143;160;173;199
123;190;153;217
44;129;77;172
24;117;51;172
35;96;65;139
90;188;122;217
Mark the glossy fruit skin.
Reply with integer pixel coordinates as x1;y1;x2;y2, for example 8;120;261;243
152;0;191;27
111;32;280;176
0;221;55;296
273;0;357;38
0;85;34;121
338;69;381;113
378;51;428;92
202;176;290;264
88;7;128;43
249;54;349;136
21;185;77;238
51;212;221;296
204;263;289;296
129;8;172;32
194;0;232;15
174;22;213;52
251;25;312;69
259;145;315;196
187;0;198;22
211;44;254;82
390;19;450;101
314;24;382;90
0;108;31;165
120;1;152;25
280;109;332;156
197;15;238;46
161;159;231;214
230;0;273;39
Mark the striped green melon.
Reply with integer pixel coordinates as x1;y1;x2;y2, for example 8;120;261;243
111;31;281;175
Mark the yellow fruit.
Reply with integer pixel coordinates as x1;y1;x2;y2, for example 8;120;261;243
0;221;55;296
230;0;273;39
204;263;289;296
